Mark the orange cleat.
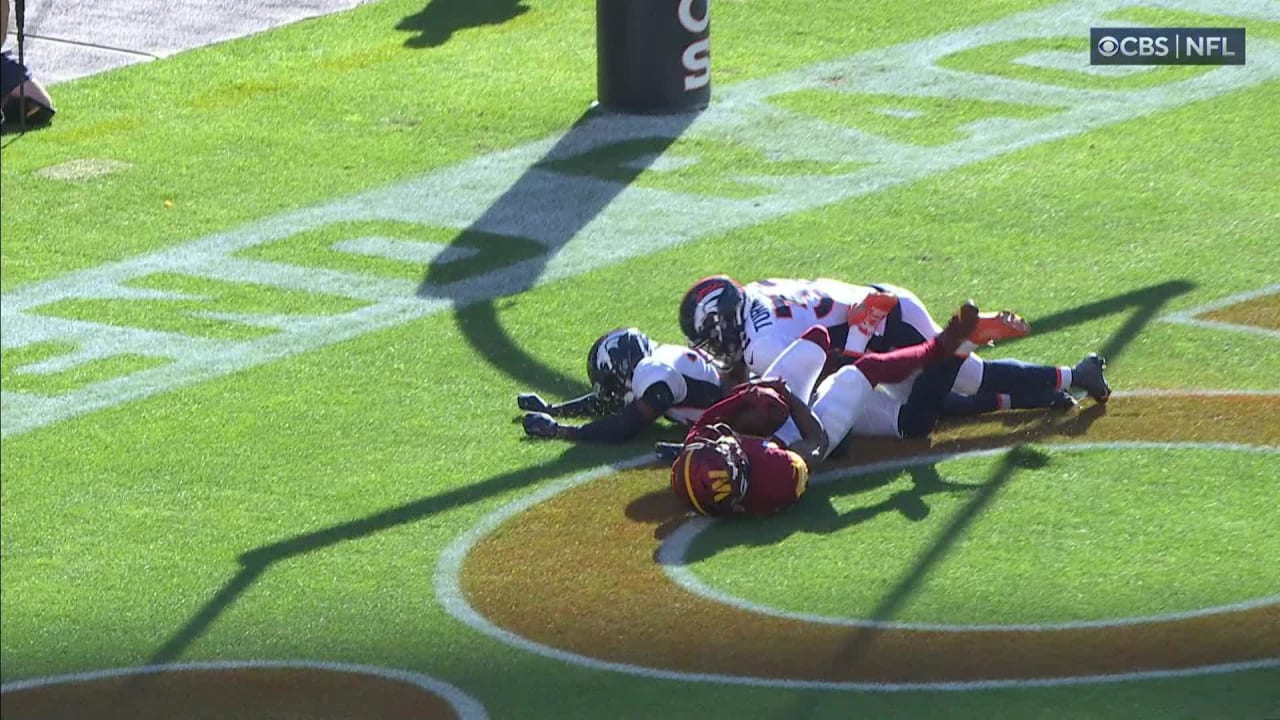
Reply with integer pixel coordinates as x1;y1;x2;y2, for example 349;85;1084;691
969;310;1030;346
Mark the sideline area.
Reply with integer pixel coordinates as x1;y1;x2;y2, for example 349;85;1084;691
3;0;378;84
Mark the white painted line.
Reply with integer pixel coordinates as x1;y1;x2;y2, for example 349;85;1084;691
1160;284;1280;340
0;659;488;719
6;0;1280;438
1013;49;1155;76
331;237;481;265
434;411;1280;690
660;442;1280;632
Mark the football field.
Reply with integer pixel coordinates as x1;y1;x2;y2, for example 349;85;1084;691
2;0;1278;717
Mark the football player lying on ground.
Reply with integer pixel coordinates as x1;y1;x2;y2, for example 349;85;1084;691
679;275;1111;415
517;327;727;443
665;301;983;517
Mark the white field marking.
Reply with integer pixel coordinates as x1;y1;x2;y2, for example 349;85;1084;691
875;108;926;119
660;442;1280;632
622;154;701;173
1159;284;1280;341
434;409;1280;690
0;659;488;719
5;0;1280;439
1013;49;1156;76
330;237;481;265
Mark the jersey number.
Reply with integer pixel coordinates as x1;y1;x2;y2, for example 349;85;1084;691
769;290;834;320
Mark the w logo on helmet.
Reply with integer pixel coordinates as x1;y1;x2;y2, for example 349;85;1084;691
710;472;732;504
670;435;749;517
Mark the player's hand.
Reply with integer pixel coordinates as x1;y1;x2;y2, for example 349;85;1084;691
517;392;551;413
522;412;560;439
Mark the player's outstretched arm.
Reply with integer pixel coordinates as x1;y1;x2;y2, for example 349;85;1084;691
522;383;674;443
517;391;611;417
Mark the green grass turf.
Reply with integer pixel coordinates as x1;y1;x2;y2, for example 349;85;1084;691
689;446;1280;624
2;0;1278;717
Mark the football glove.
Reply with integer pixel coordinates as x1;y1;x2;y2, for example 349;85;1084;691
522;412;560;439
517;393;551;413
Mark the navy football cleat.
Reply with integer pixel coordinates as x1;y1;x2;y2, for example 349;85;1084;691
1072;353;1111;403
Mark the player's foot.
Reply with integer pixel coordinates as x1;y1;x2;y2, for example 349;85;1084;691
1071;353;1111;403
969;310;1030;346
849;291;898;336
1021;389;1079;410
937;300;980;355
655;442;684;464
1048;390;1079;410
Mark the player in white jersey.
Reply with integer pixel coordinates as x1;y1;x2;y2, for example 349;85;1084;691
654;301;986;469
733;277;887;372
518;327;726;443
680;275;1111;426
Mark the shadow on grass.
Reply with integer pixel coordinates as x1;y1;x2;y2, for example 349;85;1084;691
397;0;530;49
659;401;1108;564
415;108;701;397
148;100;706;666
1005;279;1196;362
148;441;632;665
812;446;1050;673
145;227;1191;669
676;464;988;565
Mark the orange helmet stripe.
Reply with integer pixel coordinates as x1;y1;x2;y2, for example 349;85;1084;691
682;450;707;515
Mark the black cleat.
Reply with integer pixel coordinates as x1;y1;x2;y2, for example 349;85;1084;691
1048;390;1079;410
1072;353;1111;403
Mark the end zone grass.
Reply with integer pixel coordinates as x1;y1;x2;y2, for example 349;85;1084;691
3;0;1277;717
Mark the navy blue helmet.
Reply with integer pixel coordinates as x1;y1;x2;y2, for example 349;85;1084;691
679;275;747;366
587;327;654;410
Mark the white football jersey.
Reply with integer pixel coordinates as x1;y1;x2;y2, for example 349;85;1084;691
631;343;725;424
741;278;878;375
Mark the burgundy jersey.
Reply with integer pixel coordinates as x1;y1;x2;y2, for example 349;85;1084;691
691;383;790;438
686;385;810;516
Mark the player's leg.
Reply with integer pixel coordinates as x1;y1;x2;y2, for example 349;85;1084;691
896;356;968;438
873;284;1108;404
809;366;877;458
761;325;830;402
851;300;979;386
770;309;975;456
940;389;1077;417
763;326;832;448
954;355;1109;403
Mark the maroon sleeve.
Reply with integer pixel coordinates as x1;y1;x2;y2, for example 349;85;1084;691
688;384;789;441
